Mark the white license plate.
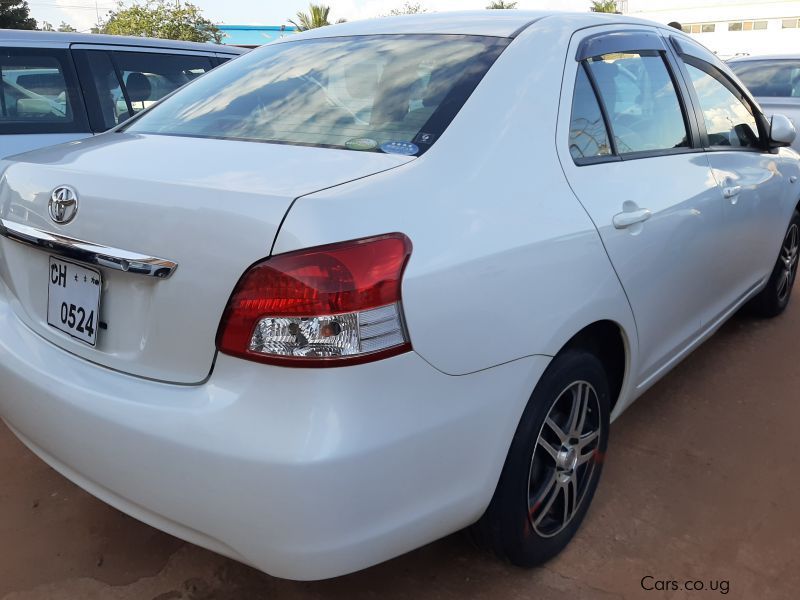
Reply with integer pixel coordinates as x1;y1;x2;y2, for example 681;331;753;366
47;257;102;346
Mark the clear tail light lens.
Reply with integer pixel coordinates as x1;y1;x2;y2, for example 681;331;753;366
216;234;412;367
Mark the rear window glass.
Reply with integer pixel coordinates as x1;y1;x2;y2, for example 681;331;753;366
729;60;800;97
124;35;508;155
569;66;611;160
586;51;688;154
0;48;88;135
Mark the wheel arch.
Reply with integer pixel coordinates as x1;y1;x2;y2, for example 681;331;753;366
557;319;630;414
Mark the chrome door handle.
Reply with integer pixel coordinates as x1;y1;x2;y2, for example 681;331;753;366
612;208;652;229
723;185;742;199
0;218;178;279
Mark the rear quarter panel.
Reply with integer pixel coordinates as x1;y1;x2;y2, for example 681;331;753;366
273;16;638;385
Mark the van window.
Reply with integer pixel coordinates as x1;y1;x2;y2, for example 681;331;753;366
74;50;214;132
113;52;214;118
73;50;125;132
0;48;88;135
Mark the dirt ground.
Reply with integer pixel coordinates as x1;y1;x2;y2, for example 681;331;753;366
2;299;799;600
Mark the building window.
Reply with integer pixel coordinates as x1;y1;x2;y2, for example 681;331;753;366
783;18;799;28
682;23;716;34
729;20;769;31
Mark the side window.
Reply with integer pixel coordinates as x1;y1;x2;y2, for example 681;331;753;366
730;60;800;98
112;52;214;120
73;50;125;132
684;62;761;149
74;50;214;133
569;66;612;160
586;51;689;154
0;47;88;135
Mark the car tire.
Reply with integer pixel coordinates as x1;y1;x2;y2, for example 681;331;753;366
749;210;800;318
470;349;610;567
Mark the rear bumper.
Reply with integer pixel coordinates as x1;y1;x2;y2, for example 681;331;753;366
0;283;548;580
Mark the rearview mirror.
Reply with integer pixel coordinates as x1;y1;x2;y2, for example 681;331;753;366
769;113;796;147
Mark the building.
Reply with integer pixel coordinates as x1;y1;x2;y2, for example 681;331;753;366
217;25;296;48
623;0;800;58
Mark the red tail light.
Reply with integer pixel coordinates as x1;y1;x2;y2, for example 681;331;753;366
216;233;412;367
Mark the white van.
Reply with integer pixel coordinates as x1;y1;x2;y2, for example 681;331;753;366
1;30;245;158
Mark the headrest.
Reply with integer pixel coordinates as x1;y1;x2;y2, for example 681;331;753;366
345;62;379;99
125;72;152;103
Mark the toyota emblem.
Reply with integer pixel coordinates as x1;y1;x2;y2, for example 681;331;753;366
49;186;79;224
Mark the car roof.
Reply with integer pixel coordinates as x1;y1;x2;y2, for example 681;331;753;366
0;29;246;54
284;10;667;41
728;55;800;63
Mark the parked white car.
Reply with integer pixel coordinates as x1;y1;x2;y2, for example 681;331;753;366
729;55;800;152
1;11;798;580
0;30;245;159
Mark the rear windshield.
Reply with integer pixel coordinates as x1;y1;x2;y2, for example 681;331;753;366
124;34;509;155
730;60;800;98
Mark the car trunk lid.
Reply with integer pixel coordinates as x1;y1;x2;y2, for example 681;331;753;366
0;133;412;384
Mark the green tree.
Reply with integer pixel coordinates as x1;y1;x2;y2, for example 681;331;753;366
39;21;55;31
590;0;618;13
487;1;518;8
386;2;426;15
102;1;222;43
0;0;37;30
58;21;77;32
289;4;331;31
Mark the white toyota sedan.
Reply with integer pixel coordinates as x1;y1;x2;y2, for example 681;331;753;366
1;11;798;580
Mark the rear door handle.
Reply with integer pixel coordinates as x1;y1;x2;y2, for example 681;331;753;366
723;185;742;199
613;208;652;229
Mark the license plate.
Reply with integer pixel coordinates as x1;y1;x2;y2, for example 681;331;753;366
47;257;102;346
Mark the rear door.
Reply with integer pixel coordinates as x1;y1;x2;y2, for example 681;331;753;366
71;47;215;132
558;27;730;388
0;46;91;158
672;39;794;298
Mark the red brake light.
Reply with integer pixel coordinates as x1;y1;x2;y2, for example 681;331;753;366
216;233;412;367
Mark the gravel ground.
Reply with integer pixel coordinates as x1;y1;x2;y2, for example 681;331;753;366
2;297;799;600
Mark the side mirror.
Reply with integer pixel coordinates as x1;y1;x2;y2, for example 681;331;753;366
769;113;796;147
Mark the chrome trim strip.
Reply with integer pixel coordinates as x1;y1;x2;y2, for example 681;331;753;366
0;219;177;279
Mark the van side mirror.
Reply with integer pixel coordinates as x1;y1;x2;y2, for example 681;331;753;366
769;114;796;147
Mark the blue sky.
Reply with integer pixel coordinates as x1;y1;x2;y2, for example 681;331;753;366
28;0;593;33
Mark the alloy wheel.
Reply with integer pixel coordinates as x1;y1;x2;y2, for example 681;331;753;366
527;381;602;538
778;223;799;303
